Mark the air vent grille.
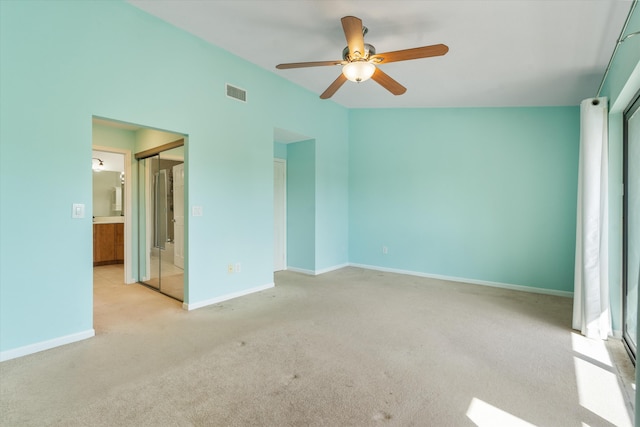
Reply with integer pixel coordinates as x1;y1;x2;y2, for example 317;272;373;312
226;84;247;103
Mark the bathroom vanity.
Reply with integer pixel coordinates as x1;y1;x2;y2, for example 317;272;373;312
93;217;124;266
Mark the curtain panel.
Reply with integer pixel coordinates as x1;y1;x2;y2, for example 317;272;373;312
573;97;612;340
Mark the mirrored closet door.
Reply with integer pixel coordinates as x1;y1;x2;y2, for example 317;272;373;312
137;141;185;301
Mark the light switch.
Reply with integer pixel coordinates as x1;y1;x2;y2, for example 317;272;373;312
192;206;203;217
72;203;85;219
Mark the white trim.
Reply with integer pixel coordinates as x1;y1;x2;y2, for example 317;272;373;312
144;158;153;281
348;263;574;298
285;263;349;276
274;158;287;272
610;61;640;113
315;263;349;275
0;329;95;362
183;283;274;311
285;266;316;275
612;329;622;339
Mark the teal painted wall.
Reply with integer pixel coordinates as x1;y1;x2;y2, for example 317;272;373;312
0;0;348;354
349;107;580;292
286;140;316;271
135;128;184;153
93;124;136;152
0;0;612;361
274;142;288;159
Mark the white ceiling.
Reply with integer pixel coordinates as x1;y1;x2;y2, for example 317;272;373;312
127;0;634;108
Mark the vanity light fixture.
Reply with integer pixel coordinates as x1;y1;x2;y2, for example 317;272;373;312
92;158;104;172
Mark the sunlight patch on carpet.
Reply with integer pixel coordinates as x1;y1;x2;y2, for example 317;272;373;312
572;333;632;427
571;333;613;367
466;397;535;427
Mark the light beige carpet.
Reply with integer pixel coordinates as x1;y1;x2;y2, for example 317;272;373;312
0;266;635;426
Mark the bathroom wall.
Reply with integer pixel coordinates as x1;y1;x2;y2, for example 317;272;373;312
92;171;123;217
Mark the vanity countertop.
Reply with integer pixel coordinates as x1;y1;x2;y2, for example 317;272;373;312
93;216;124;224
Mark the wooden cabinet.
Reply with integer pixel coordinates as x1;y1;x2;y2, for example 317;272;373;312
93;223;124;266
115;223;124;262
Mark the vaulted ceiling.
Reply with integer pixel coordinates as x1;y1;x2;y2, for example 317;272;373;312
128;0;634;108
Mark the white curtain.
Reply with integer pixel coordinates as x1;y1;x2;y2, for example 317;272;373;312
573;97;612;340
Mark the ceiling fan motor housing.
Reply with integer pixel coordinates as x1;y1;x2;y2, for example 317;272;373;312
342;43;376;61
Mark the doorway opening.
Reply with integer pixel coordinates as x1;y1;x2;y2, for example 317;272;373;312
92;122;135;285
92;117;187;333
273;127;315;274
92;150;126;267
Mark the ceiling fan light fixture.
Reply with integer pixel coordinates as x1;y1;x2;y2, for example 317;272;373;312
342;61;376;83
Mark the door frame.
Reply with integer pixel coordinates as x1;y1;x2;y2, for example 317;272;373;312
93;145;134;284
623;91;640;361
172;163;185;269
274;158;287;271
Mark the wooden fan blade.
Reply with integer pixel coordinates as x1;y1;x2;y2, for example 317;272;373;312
370;44;449;64
276;60;343;69
371;68;406;96
341;16;365;59
320;74;348;99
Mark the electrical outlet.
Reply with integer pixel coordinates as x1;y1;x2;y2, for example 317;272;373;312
235;262;242;273
382;246;388;254
227;264;234;273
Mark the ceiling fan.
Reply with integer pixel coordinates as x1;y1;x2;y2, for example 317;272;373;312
276;16;449;99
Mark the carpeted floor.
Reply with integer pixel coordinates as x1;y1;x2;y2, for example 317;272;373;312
0;266;635;426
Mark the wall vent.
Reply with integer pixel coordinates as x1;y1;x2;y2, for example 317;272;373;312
226;84;247;103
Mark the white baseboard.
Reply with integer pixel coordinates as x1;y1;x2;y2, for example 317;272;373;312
183;282;275;311
348;263;574;298
286;263;349;276
315;263;349;275
285;266;316;275
0;329;95;362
